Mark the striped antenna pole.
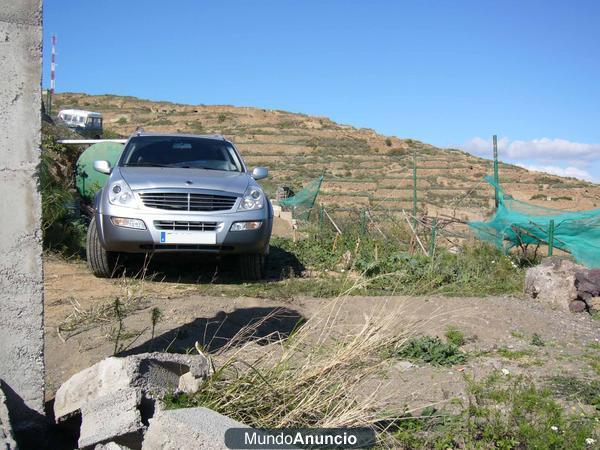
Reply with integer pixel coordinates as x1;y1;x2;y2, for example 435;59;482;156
49;34;56;114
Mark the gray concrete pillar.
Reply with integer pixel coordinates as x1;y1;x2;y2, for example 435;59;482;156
0;0;45;435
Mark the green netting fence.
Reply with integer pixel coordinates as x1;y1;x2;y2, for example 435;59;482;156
279;175;324;220
469;176;600;268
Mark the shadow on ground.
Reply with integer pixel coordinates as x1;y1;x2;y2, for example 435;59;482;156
110;244;305;285
120;306;305;355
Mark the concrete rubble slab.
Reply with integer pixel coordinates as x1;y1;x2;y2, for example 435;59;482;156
142;407;249;450
54;352;210;422
79;388;143;449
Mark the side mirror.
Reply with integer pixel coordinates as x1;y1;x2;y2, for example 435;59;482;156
251;166;268;180
93;160;112;175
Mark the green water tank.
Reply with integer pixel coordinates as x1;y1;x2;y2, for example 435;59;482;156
75;142;124;201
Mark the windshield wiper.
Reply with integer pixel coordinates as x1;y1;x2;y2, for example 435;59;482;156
123;163;170;167
169;165;224;171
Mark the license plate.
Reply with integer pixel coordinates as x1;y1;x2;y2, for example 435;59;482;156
159;231;217;245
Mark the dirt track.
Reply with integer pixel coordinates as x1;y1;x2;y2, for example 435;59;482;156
44;257;600;415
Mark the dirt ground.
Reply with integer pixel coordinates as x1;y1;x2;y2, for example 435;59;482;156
44;256;600;416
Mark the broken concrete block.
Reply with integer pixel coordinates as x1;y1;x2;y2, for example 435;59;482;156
55;352;210;422
79;388;144;449
0;382;17;450
142;407;249;450
524;257;581;312
272;204;282;217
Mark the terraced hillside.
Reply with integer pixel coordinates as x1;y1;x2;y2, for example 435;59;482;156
53;93;600;222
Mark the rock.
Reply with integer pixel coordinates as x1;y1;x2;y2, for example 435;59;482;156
394;361;415;371
178;372;202;394
575;269;600;299
79;388;144;449
54;352;210;422
142;407;249;450
94;443;133;450
569;300;588;313
0;383;17;450
524;257;582;312
588;296;600;313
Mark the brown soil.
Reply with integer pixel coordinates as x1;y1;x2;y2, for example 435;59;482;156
44;256;600;414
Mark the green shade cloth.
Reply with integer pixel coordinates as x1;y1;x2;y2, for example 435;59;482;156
469;176;600;268
75;142;124;201
279;175;324;220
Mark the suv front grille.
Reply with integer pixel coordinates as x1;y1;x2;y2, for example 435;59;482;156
139;192;237;211
154;220;220;231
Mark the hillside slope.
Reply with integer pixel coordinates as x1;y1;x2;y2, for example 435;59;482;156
53;93;600;221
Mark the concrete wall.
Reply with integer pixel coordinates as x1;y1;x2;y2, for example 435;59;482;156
0;0;45;433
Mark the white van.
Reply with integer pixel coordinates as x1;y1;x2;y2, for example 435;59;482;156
58;109;103;137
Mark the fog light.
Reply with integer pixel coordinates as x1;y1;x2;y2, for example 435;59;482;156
230;221;262;231
110;217;146;230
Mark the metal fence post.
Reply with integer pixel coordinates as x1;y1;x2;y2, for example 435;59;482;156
548;219;555;256
412;147;417;229
493;135;499;208
429;218;437;257
319;205;324;229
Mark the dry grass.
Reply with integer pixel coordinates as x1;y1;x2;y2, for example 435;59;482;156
56;267;152;341
163;291;453;445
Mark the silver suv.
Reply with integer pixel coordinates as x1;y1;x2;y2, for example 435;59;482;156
86;133;272;280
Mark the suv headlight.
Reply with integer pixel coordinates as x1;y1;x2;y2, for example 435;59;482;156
238;186;264;211
108;180;137;208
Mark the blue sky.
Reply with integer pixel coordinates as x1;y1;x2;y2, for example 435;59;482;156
43;0;600;182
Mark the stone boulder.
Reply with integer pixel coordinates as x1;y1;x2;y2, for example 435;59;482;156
524;257;580;312
525;257;600;313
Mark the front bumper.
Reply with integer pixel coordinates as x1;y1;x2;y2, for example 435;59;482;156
96;205;272;254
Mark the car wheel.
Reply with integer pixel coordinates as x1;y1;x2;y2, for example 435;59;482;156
239;253;266;280
86;216;119;278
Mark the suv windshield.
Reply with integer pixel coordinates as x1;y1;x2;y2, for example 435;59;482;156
119;136;243;172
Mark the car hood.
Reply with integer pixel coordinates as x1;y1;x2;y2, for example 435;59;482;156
118;167;250;195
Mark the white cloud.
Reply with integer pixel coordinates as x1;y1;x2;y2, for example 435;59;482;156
515;164;594;182
462;137;600;162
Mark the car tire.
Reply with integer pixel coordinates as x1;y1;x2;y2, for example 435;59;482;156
239;253;266;280
87;216;119;278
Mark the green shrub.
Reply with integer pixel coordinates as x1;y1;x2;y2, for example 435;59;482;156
272;221;524;297
444;326;466;347
530;193;547;200
530;333;545;347
393;374;599;448
40;124;87;255
548;375;600;410
392;335;467;366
